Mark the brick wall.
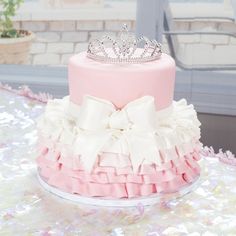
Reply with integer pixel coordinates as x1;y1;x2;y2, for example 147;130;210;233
14;20;134;65
13;19;236;66
163;21;236;66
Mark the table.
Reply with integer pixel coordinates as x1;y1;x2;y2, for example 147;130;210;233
0;88;236;236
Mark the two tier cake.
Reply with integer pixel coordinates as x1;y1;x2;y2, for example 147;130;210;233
36;25;201;204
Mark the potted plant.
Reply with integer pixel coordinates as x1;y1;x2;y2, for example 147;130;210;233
0;0;35;64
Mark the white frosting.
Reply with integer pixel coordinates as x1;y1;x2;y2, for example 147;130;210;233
38;96;201;172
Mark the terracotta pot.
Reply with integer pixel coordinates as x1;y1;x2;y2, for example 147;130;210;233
0;30;35;64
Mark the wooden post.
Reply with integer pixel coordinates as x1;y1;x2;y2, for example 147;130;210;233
135;0;164;42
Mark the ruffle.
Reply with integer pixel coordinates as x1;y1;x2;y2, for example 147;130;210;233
37;140;201;198
38;96;201;171
36;96;201;198
38;137;201;171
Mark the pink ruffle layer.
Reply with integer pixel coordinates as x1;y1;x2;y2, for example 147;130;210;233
37;139;201;199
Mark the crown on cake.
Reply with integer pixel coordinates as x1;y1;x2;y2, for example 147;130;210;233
87;24;162;64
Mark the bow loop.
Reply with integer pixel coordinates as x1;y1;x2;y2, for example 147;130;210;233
74;95;161;172
77;95;115;131
125;96;157;131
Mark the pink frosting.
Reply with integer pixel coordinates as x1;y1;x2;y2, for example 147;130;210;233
68;52;176;110
37;139;201;199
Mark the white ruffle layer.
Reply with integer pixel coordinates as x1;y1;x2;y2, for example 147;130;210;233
38;96;201;172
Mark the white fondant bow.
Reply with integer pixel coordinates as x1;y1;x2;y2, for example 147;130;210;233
74;95;162;172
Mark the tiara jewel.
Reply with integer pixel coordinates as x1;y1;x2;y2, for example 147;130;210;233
87;24;162;64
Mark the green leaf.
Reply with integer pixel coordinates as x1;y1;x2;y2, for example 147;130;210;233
7;28;18;37
0;0;24;37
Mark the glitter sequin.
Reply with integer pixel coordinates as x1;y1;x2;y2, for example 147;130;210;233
0;89;236;235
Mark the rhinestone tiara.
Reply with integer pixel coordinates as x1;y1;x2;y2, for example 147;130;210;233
87;24;162;64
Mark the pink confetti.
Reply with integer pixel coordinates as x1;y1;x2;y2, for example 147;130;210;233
0;82;52;103
3;212;15;220
137;202;145;216
200;146;216;157
217;149;236;166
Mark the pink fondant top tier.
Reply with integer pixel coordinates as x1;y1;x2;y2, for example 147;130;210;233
68;52;176;110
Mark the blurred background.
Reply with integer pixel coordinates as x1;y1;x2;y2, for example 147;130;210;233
0;0;236;152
